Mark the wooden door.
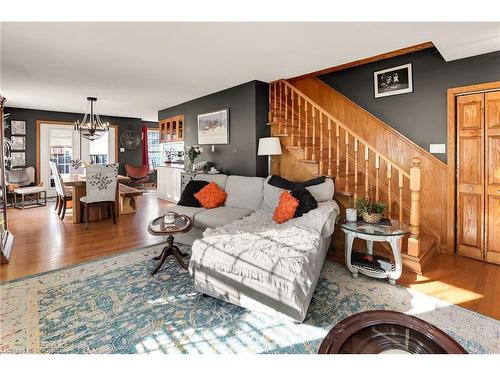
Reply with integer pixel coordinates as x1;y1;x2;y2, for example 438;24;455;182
485;91;500;265
456;93;485;260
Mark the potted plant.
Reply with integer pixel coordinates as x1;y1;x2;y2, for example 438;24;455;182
184;145;201;172
355;197;385;224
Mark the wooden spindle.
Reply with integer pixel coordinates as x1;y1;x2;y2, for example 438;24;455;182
387;164;392;218
364;146;369;198
354;139;358;202
319;112;324;173
336;123;340;178
375;154;380;201
273;82;277;112
304;101;309;159
311;106;316;160
268;83;272;124
279;82;283;131
345;132;349;188
328;118;332;176
284;85;288;134
398;171;404;226
298;97;302;147
291;91;295;145
408;157;422;257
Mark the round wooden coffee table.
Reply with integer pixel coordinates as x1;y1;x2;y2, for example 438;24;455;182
318;310;467;354
147;213;193;275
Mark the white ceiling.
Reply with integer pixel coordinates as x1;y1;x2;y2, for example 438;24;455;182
1;22;499;121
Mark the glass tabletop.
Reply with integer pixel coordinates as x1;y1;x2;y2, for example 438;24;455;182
338;322;447;354
319;311;467;354
148;213;192;235
340;219;409;237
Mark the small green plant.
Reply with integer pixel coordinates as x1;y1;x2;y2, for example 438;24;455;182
354;197;385;216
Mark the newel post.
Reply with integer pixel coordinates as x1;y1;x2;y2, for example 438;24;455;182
407;157;421;257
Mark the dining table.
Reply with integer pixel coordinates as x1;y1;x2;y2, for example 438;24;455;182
61;173;131;224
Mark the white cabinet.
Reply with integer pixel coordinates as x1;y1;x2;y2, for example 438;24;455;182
157;166;182;203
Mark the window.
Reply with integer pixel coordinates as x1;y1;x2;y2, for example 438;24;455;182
49;128;73;174
89;132;109;165
147;129;161;169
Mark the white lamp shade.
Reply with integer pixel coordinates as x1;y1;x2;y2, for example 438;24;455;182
258;137;282;156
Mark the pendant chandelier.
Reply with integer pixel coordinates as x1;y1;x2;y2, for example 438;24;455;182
74;97;109;141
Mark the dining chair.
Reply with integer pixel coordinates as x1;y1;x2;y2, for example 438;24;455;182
49;161;73;220
81;164;119;229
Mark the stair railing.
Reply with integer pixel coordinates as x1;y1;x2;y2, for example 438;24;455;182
269;79;422;257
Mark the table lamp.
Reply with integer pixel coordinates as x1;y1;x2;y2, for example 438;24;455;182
258;137;282;175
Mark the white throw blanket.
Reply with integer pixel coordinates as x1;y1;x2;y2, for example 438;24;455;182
189;202;338;299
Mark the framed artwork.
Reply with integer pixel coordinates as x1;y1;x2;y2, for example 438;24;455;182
11;136;26;151
11;120;26;135
197;108;229;145
11;152;26;168
374;63;413;98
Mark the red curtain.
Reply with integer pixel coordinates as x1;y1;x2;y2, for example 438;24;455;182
141;126;149;168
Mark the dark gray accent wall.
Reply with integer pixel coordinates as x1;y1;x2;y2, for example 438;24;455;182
319;48;500;162
4;107;158;175
158;80;269;177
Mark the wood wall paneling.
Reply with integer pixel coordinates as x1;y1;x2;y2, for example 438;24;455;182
289;77;446;251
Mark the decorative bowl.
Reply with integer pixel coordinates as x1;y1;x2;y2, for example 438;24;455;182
361;212;382;223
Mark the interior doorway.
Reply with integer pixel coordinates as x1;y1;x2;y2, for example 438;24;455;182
447;82;500;265
36;121;118;197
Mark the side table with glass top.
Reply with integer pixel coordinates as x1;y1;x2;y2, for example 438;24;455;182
340;219;409;285
147;213;193;275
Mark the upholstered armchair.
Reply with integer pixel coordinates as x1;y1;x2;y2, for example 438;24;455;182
5;167;37;192
124;163;152;189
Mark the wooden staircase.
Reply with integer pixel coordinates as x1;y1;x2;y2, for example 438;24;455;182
268;80;438;274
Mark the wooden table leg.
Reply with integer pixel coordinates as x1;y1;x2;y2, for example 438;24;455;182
114;184;120;222
72;185;86;224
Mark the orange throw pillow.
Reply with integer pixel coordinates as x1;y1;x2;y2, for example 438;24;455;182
194;182;227;209
273;191;299;224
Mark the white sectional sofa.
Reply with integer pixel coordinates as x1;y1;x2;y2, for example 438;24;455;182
163;173;339;322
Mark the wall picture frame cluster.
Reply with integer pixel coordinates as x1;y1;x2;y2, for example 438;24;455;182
9;120;26;168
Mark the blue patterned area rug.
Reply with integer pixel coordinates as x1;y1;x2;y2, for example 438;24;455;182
1;244;498;354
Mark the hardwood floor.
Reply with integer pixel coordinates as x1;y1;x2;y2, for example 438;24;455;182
329;247;500;320
0;192;173;282
1;193;499;320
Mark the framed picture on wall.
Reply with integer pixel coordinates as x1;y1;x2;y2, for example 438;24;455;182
197;108;229;145
11;136;26;151
11;120;26;135
374;63;413;98
11;152;26;168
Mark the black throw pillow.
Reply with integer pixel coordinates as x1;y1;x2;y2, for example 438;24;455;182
178;180;209;207
268;175;326;190
291;187;318;218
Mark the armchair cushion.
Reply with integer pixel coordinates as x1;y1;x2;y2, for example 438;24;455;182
6;168;30;186
124;163;150;180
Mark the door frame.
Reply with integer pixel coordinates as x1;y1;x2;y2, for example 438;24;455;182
446;81;500;254
35;120;119;184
